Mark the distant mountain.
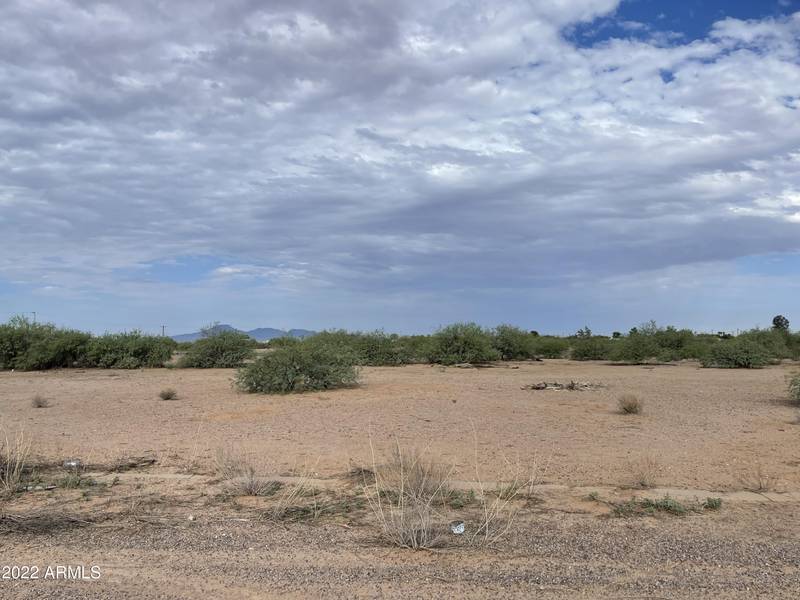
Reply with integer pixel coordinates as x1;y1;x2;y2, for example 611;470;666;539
172;324;316;343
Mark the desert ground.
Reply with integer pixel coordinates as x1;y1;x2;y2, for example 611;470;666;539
1;360;799;598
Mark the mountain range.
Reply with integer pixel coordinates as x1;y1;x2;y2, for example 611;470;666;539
171;324;316;343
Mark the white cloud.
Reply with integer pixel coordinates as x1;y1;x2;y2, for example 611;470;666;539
0;1;799;331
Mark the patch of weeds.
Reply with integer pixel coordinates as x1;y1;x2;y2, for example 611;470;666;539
276;494;366;522
640;496;688;516
611;496;689;518
445;488;476;509
158;388;178;401
58;472;97;490
703;497;722;510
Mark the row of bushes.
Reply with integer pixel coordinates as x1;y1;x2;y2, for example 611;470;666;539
0;317;175;370
3;316;799;373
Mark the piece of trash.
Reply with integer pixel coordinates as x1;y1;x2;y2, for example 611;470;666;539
449;520;465;535
187;515;196;522
63;459;82;470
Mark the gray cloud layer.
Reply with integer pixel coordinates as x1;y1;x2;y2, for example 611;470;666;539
1;1;799;332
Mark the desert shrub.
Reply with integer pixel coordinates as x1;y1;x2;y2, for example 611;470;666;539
268;336;300;349
618;393;642;414
366;446;451;549
305;330;419;366
426;323;500;365
611;334;660;364
86;332;175;369
492;325;536;360
236;344;359;393
396;335;433;363
31;395;49;408
570;336;611;361
530;336;569;359
700;339;772;369
736;328;792;360
178;330;255;368
0;316;91;371
214;448;281;496
158;388;178;401
789;374;800;405
679;336;717;361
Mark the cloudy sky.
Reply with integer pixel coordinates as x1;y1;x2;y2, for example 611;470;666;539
1;0;799;335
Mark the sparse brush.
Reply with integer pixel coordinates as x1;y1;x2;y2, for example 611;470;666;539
628;454;660;489
0;427;31;495
703;497;722;510
214;447;279;496
267;476;317;521
30;395;49;408
365;442;452;550
470;450;546;547
618;394;642;414
158;388;178;401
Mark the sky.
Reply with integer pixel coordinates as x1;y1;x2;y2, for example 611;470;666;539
1;0;799;336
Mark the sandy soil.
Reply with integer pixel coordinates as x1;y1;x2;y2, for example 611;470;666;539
1;361;799;598
1;361;798;489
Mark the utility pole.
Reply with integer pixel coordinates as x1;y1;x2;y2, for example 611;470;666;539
161;325;166;337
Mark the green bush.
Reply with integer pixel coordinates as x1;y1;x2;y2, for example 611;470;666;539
611;334;660;364
236;344;359;393
178;330;255;368
700;339;772;369
492;325;536;360
396;335;432;363
530;336;569;359
305;330;420;366
736;329;792;360
268;336;301;349
0;316;91;370
426;323;500;365
86;332;175;369
570;337;612;361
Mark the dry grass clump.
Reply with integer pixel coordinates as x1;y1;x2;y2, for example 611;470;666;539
31;395;49;408
628;454;660;489
617;393;642;414
365;435;535;550
214;448;280;497
0;427;31;495
789;374;800;405
366;444;452;549
737;461;773;492
158;388;178;401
